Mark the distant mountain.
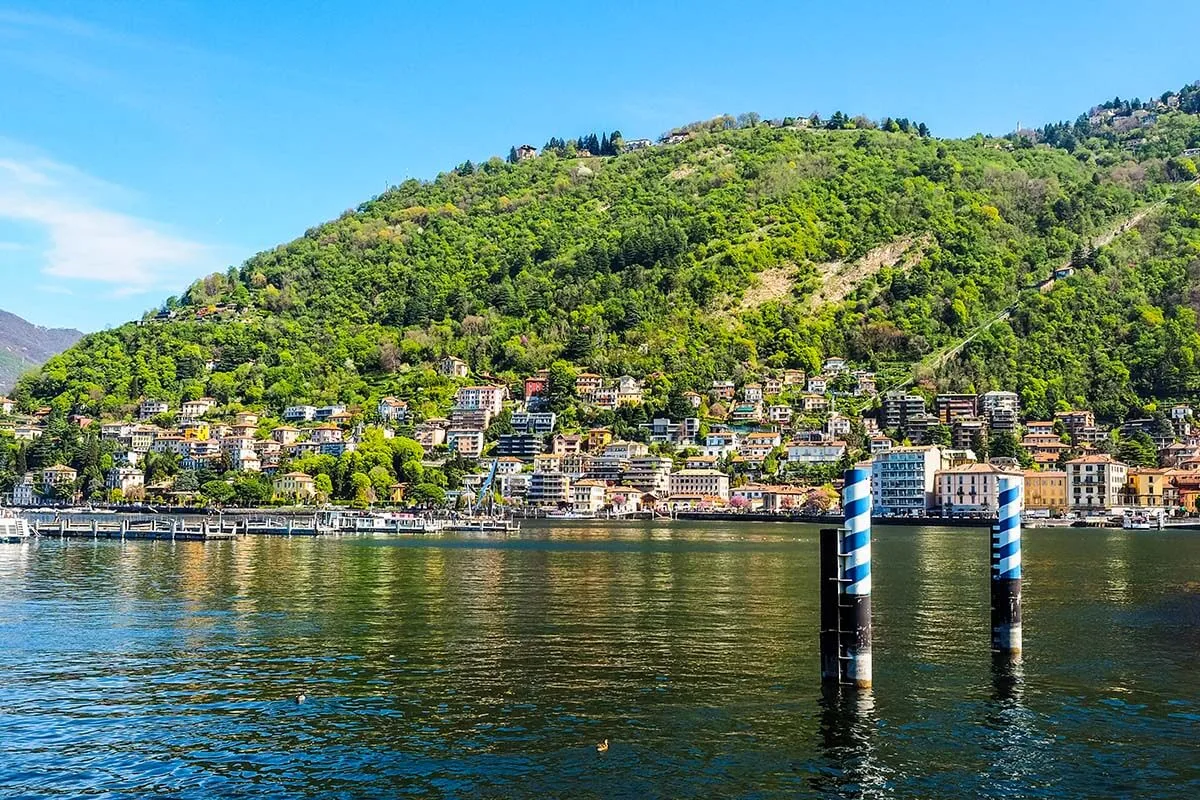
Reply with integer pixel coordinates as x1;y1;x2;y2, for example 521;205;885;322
0;310;82;394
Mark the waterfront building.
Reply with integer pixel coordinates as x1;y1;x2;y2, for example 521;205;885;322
668;469;730;501
935;463;1019;514
528;470;571;508
41;464;78;489
1066;454;1129;512
571;479;607;514
1123;467;1172;508
1023;470;1068;513
106;467;145;498
623;456;673;497
498;472;530;502
606;485;644;514
870;446;942;515
10;475;36;506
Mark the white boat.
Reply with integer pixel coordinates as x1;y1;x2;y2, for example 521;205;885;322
544;510;597;520
0;512;33;542
1122;510;1163;530
317;510;446;535
445;516;521;533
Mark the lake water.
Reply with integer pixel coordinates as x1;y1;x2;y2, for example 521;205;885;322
0;522;1197;798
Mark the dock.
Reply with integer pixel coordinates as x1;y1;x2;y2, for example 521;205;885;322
19;510;447;540
29;516;241;541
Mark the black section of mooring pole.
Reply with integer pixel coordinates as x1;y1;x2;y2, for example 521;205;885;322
819;528;840;683
840;594;872;661
990;577;1022;627
990;576;1022;651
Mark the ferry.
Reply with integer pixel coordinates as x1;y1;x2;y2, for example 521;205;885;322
0;511;33;543
316;510;447;535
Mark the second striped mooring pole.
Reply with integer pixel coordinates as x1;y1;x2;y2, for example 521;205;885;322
991;475;1023;654
820;466;872;689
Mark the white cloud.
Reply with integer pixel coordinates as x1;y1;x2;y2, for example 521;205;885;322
0;153;213;293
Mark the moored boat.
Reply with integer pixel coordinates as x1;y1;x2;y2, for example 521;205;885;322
0;511;33;543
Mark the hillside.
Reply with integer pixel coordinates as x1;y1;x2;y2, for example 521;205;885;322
0;310;82;394
12;84;1200;422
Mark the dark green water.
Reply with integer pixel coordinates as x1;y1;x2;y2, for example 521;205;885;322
0;522;1197;798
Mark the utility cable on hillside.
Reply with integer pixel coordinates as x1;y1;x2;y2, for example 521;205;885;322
895;179;1199;389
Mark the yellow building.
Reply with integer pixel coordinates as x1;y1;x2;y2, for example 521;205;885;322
181;421;211;440
273;471;316;501
1022;469;1068;513
586;428;613;452
1124;468;1171;508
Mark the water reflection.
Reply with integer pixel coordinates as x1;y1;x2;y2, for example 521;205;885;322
811;687;889;798
2;524;1199;798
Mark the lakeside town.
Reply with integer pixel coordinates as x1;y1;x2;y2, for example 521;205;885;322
2;353;1197;522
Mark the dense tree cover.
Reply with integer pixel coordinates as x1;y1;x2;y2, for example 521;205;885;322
0;409;118;500
945;183;1200;421
13;94;1200;428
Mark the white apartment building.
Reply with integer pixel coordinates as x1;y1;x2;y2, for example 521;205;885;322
871;446;942;516
668;469;731;501
454;386;506;416
283;405;318;422
572;480;607;513
786;440;847;465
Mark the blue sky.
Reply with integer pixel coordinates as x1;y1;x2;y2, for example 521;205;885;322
0;1;1196;331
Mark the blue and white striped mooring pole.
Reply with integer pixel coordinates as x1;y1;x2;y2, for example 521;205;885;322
991;475;1023;654
820;466;872;688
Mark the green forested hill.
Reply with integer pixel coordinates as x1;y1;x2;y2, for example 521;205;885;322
14;86;1200;420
